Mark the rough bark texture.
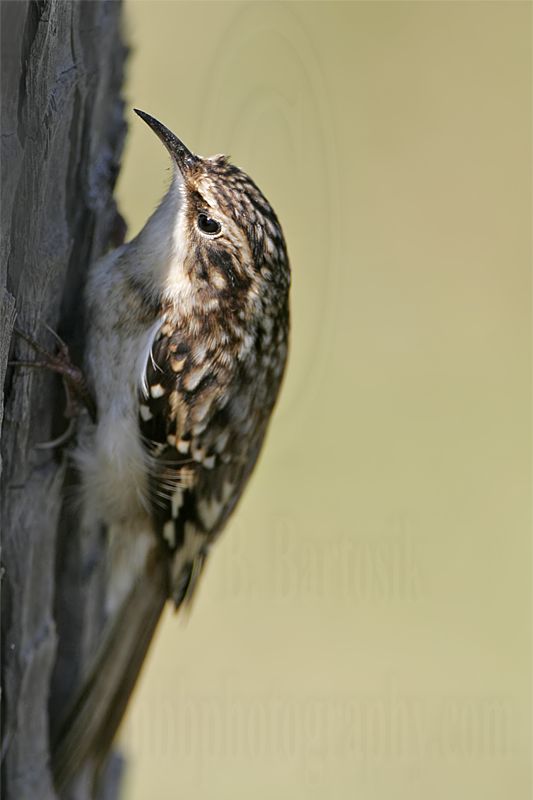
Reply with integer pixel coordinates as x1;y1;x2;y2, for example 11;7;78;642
0;2;126;798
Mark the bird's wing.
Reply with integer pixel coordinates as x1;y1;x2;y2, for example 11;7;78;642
139;321;269;606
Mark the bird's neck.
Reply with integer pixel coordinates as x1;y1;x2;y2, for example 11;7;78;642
128;170;189;299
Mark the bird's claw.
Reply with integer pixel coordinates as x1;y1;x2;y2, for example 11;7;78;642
10;323;97;448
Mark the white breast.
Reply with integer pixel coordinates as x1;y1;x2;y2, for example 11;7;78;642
79;247;164;528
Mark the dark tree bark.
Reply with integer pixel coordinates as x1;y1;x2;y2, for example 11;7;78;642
1;2;127;798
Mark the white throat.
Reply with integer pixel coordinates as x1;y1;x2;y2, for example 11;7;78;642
129;167;190;299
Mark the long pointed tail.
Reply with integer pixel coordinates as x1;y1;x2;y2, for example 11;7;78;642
51;548;168;795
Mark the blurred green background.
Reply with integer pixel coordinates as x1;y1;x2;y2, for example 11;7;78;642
115;2;531;798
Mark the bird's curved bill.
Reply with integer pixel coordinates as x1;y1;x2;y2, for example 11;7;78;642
134;108;197;173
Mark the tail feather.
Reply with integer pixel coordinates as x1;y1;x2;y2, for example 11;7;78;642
51;548;168;795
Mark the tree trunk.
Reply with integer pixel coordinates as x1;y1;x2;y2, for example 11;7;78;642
1;2;127;798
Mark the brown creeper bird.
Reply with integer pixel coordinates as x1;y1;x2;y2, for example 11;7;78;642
52;109;290;789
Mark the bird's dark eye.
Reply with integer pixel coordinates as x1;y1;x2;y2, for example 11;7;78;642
197;213;221;236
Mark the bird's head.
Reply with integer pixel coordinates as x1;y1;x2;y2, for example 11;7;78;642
133;109;290;315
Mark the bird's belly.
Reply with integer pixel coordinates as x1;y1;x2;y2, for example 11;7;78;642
91;410;149;522
83;317;163;527
78;322;163;614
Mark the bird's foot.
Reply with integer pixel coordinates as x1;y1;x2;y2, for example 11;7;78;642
9;324;97;448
